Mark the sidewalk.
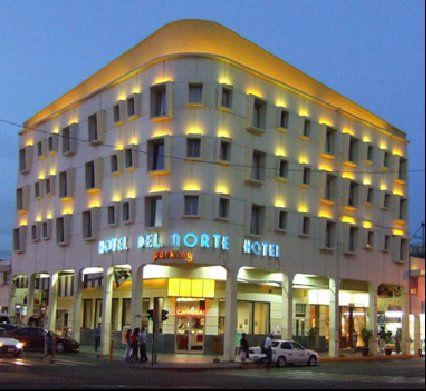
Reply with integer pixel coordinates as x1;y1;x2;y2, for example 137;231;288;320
78;345;420;370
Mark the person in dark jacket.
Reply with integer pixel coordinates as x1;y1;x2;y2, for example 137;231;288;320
240;333;249;365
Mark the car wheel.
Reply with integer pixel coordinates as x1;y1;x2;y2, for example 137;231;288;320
308;355;317;366
277;356;287;367
56;343;65;354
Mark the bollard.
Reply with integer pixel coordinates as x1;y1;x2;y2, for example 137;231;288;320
109;339;114;361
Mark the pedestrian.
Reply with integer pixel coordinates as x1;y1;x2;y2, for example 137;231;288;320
265;333;273;368
131;328;139;363
124;328;132;362
40;331;54;363
94;323;101;358
353;331;358;353
139;327;148;363
239;333;249;367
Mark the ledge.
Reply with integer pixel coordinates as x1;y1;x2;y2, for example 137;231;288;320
246;126;267;136
276;127;288;133
244;179;264;187
298;135;311;142
151;115;172;123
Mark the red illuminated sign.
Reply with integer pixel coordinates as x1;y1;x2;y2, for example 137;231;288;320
153;250;193;263
175;308;205;316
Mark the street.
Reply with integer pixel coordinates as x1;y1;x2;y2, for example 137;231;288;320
0;352;424;389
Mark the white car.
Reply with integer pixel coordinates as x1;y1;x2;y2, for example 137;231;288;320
0;337;23;357
249;339;319;367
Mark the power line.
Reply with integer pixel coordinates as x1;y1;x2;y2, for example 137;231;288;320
1;118;424;176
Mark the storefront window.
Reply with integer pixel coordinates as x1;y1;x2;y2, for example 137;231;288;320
340;306;366;348
237;300;270;335
83;299;93;329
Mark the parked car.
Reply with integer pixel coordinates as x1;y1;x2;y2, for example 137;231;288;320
0;336;23;357
0;324;20;336
249;339;319;367
9;327;79;353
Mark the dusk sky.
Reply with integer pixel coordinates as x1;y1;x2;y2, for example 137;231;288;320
0;0;424;258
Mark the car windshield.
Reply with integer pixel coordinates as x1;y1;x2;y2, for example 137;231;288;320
271;342;280;347
291;342;305;350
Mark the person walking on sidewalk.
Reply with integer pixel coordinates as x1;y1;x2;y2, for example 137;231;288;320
265;333;273;368
40;331;54;363
139;327;148;363
124;329;132;362
239;333;249;366
94;323;101;358
130;328;139;363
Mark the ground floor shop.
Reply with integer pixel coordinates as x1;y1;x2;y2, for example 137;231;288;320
9;265;417;359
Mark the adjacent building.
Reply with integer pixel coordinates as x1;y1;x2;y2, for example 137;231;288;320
10;20;410;360
0;260;11;314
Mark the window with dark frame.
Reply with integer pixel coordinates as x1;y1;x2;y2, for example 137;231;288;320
184;195;199;216
189;83;203;103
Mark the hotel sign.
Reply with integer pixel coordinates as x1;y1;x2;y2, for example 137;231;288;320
98;232;280;259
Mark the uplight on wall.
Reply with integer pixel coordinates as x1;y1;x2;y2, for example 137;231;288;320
392;228;404;237
379;140;388;150
129;136;138;145
275;198;287;208
298;155;309;165
112;192;122;202
25;138;34;147
49;167;57;176
186;127;204;135
62;206;74;215
149;186;170;193
275;147;287;157
246;89;263;98
154;77;173;85
183;180;201;192
362;134;372;143
152;129;172;138
298;204;309;213
215;184;230;195
36;214;42;222
218;76;231;85
319;118;332;127
363;221;373;229
126;188;136;199
342;216;357;225
38;171;46;180
275;100;287;108
19;216;28;226
342;170;356;180
46;211;53;219
342;128;354;136
217;128;231;139
298;109;309;117
380;183;388;191
319;161;333;172
52;126;59;134
363;176;372;186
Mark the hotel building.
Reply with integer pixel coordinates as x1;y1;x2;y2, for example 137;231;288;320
10;20;411;360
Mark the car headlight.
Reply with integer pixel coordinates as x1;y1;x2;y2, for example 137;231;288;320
16;343;23;349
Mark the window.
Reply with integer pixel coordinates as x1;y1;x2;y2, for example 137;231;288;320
56;216;70;246
303;119;311;138
367;145;374;161
367;187;374;204
122;199;134;224
88;113;98;143
303;167;311;185
325;174;336;200
366;231;374;249
400;239;408;261
237;301;270;335
113;103;121;123
384;193;391;209
384;235;391;252
218;197;230;219
399;158;407;180
17;186;29;210
186;138;201;158
34;181;41;199
19;147;31;173
147;139;165;171
302;216;310;236
85;161;95;190
184;196;199;217
110;153;120;174
383;152;390;168
278;159;289;179
221;86;233;109
31;223;40;242
252;98;267;129
325;127;336;155
250;205;263;235
277;210;287;231
37;140;45;159
61;125;77;156
348;226;357;252
82;210;97;240
41;220;51;240
220;140;231;161
251;150;266;181
151;84;166;117
325;221;335;248
13;226;26;253
279;110;289;129
145;196;163;227
45;177;51;196
399;198;407;220
126;96;135;117
189;83;203;103
107;204;118;227
348;136;358;162
59;169;73;199
124;148;136;170
348;181;358;207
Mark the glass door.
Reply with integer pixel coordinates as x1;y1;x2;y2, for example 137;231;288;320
175;300;205;354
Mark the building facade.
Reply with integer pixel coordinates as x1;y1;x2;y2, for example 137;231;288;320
10;20;410;360
0;260;11;314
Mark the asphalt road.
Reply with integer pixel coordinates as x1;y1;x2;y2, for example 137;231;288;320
0;352;424;389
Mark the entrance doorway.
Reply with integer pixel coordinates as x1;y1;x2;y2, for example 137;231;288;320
175;299;205;353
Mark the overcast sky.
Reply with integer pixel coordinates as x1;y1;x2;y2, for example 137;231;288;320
0;0;424;258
